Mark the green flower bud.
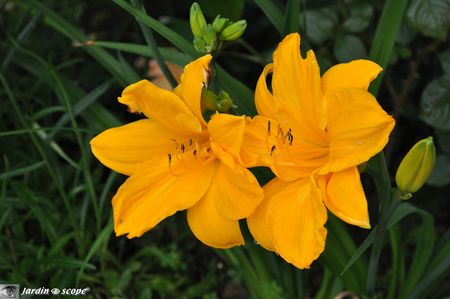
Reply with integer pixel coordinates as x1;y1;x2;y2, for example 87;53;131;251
220;20;247;41
201;24;217;45
197;24;218;53
395;136;436;197
190;2;207;37
201;88;218;111
201;89;236;112
216;90;237;112
193;36;207;53
212;15;230;33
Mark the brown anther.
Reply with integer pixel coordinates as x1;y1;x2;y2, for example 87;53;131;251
270;145;276;156
267;120;271;136
189;138;193;148
181;144;186;153
286;128;293;145
170;138;178;149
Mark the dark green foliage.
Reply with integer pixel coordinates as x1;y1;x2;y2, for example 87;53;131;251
1;0;449;298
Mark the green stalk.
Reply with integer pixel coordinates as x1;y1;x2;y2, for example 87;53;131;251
365;0;409;295
366;191;401;294
369;0;410;95
387;224;401;299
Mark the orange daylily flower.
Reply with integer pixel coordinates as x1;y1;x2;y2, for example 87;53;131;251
242;33;395;268
90;55;263;248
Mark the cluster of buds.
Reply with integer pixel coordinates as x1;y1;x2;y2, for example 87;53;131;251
201;88;237;113
395;136;436;199
190;2;247;54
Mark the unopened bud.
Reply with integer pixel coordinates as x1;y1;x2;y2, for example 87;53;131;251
220;20;247;41
216;90;237;112
193;36;207;53
212;15;230;33
190;2;207;37
198;24;218;53
395;136;436;197
201;89;236;112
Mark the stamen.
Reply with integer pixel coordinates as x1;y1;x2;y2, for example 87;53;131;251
270;145;276;156
168;154;179;176
267;120;271;136
286;128;293;146
181;144;186;153
189;138;193;148
170;138;179;149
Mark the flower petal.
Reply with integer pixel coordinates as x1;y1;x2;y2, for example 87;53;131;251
268;177;328;269
320;89;395;174
119;79;202;134
324;167;370;228
90;119;184;176
187;173;244;249
208;113;245;165
212;162;263;220
272;33;327;134
113;156;215;238
174;55;212;127
321;60;382;93
255;63;277;119
240;115;308;181
247;178;284;252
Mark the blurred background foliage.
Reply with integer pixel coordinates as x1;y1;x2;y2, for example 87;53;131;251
0;0;449;298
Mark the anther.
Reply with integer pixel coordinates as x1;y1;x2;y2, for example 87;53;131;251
189;138;193;148
286;128;293;145
168;153;180;176
270;145;276;156
170;138;179;149
267;120;271;136
181;144;186;153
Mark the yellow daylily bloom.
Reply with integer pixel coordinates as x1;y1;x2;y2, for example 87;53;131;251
244;33;395;269
91;54;263;248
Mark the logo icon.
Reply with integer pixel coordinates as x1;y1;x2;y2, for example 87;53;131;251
0;285;19;299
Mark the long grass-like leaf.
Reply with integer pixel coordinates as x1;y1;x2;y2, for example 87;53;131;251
369;0;409;95
14;0;139;85
283;0;300;35
131;0;178;87
89;41;192;66
254;0;284;34
112;0;197;57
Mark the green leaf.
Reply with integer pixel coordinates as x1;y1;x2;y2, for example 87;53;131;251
0;161;45;180
302;8;338;45
420;76;450;130
342;2;374;33
369;0;409;95
15;0;139;85
333;34;367;62
91;41;191;66
406;0;450;40
112;0;197;57
435;129;450;153
439;49;450;74
283;0;300;35
76;221;113;284
426;154;450;187
253;0;284;34
215;64;256;115
198;0;244;21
